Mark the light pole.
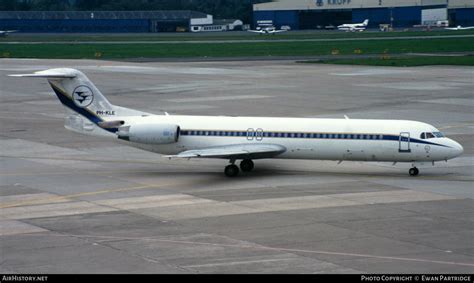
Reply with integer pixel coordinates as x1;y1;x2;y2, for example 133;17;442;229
390;8;393;29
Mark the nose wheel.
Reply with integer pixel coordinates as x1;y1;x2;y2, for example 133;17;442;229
409;167;419;176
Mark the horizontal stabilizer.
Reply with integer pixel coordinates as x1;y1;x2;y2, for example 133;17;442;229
9;68;78;79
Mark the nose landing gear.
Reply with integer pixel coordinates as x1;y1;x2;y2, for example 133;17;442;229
409;167;419;176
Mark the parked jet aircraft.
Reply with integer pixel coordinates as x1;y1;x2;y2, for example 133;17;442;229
0;30;17;37
10;69;463;177
445;25;474;30
338;19;369;32
248;26;287;34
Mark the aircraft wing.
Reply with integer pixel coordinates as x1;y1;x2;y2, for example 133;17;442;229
247;30;262;33
273;30;287;33
165;143;286;160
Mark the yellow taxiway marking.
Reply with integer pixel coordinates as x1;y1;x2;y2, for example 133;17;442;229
1;156;470;181
0;182;189;209
0;169;166;177
0;155;209;177
0;155;163;166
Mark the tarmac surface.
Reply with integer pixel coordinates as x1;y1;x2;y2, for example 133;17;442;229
0;59;473;273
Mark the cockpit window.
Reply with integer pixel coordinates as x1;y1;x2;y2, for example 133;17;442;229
426;132;435;139
420;132;444;139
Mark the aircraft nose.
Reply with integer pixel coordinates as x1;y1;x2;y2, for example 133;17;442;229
449;139;464;158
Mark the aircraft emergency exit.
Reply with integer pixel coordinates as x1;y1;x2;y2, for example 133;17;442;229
10;69;463;177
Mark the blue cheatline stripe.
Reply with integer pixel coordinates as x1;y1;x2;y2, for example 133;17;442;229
47;85;447;148
49;82;118;134
179;130;449;148
382;134;446;147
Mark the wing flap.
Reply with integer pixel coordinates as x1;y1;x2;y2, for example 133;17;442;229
165;144;286;160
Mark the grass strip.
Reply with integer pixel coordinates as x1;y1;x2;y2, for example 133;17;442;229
1;38;473;59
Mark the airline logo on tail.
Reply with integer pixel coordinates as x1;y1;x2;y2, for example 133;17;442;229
73;85;94;108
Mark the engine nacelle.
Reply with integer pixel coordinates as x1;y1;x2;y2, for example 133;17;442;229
118;124;180;144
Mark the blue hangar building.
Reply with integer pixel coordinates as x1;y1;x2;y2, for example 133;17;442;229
253;0;474;29
0;10;213;33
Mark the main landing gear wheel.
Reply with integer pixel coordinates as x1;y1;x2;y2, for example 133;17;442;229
224;164;240;177
240;159;254;172
409;167;419;176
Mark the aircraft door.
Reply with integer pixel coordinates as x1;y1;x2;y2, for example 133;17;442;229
256;128;264;141
247;128;255;141
399;132;411;153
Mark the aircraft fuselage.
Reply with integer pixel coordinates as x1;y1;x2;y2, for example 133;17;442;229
119;115;463;163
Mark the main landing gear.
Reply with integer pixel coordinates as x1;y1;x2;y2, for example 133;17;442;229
409;167;419;177
224;159;255;177
224;164;240;177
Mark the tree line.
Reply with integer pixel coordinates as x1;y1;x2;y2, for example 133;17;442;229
0;0;269;23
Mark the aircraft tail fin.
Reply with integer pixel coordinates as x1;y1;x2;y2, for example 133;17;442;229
363;19;369;26
9;68;146;136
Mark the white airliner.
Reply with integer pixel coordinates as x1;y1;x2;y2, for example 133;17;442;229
0;30;17;37
445;25;474;31
338;19;369;32
10;68;463;177
248;26;287;34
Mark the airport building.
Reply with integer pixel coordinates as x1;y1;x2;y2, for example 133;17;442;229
0;10;213;33
253;0;474;30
